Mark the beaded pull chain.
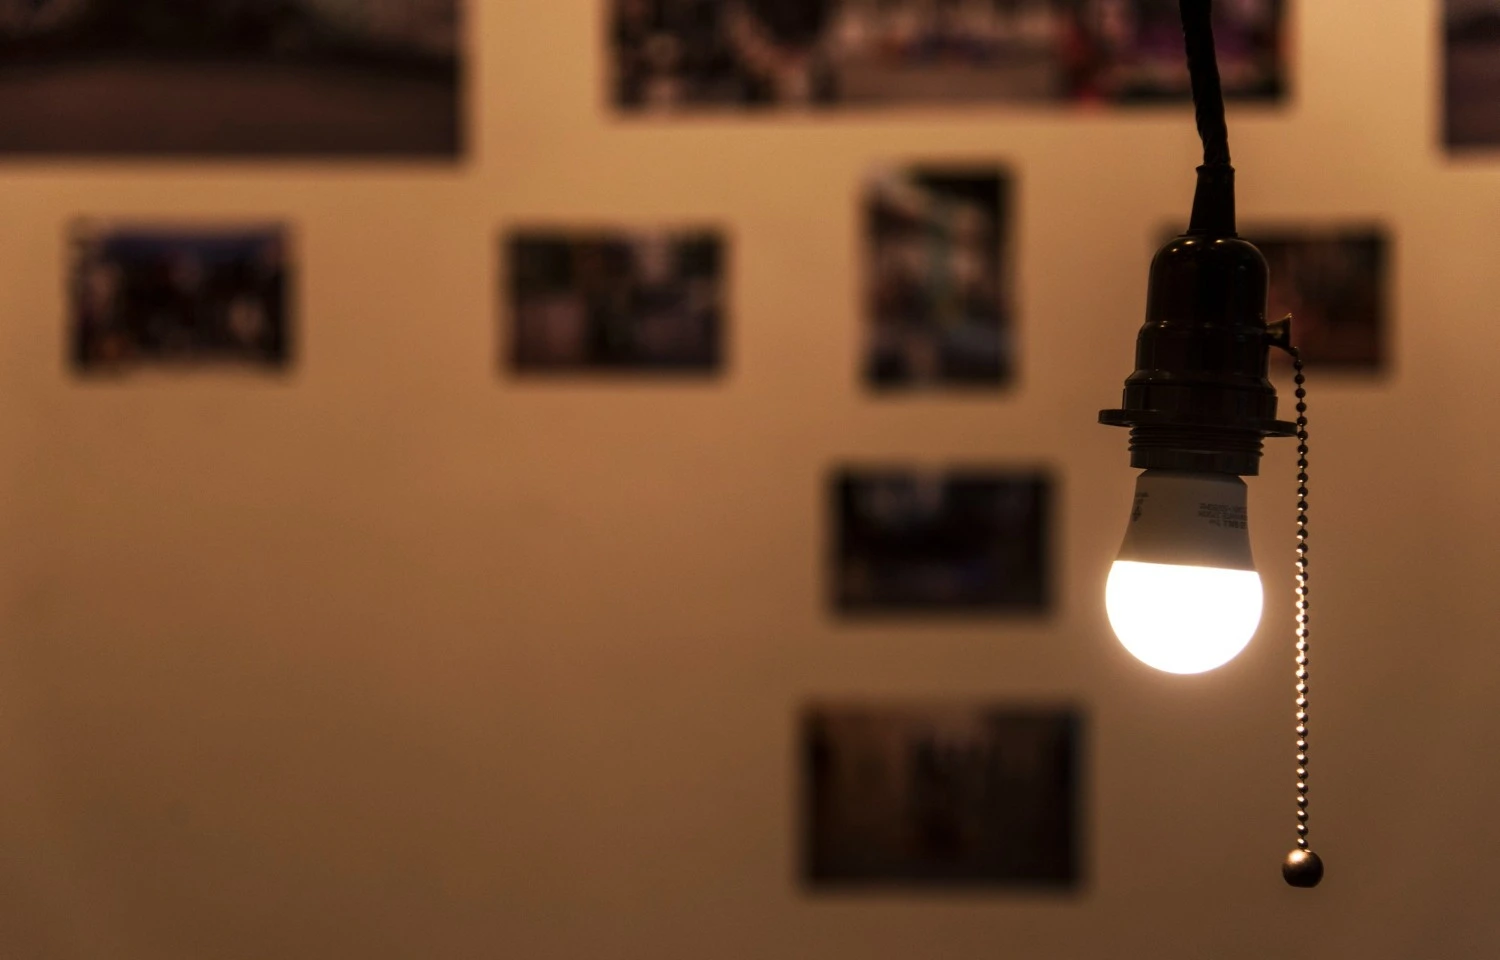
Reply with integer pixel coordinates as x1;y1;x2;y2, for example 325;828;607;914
1281;348;1323;889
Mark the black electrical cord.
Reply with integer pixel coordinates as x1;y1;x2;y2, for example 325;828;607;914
1180;0;1236;237
1182;0;1231;166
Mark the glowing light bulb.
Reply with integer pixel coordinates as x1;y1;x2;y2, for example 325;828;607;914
1105;471;1263;674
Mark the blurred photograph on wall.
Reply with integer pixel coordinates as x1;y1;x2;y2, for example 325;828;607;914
832;468;1050;613
864;166;1013;390
0;1;461;156
1256;229;1389;371
609;0;1285;111
70;222;291;374
506;230;725;374
802;703;1082;888
1445;0;1500;148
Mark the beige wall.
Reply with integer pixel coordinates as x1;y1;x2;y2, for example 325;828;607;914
2;1;1499;957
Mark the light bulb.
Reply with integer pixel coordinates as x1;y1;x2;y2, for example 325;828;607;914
1105;470;1263;674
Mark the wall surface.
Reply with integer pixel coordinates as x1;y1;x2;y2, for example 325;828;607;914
3;2;1500;958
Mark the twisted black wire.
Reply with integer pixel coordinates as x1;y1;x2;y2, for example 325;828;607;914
1180;0;1231;167
1179;0;1236;236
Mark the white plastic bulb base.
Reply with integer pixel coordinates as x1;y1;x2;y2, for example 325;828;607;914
1105;470;1263;675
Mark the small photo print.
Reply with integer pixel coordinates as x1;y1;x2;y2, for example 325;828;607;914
864;166;1013;390
609;0;1286;112
1255;229;1389;371
0;1;461;157
506;230;725;374
802;703;1083;888
70;222;291;374
832;469;1050;613
1445;0;1500;149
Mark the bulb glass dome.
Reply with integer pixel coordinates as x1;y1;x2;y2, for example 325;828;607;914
1105;470;1263;674
1106;560;1262;674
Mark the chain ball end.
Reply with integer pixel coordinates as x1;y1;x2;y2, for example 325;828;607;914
1282;848;1324;888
